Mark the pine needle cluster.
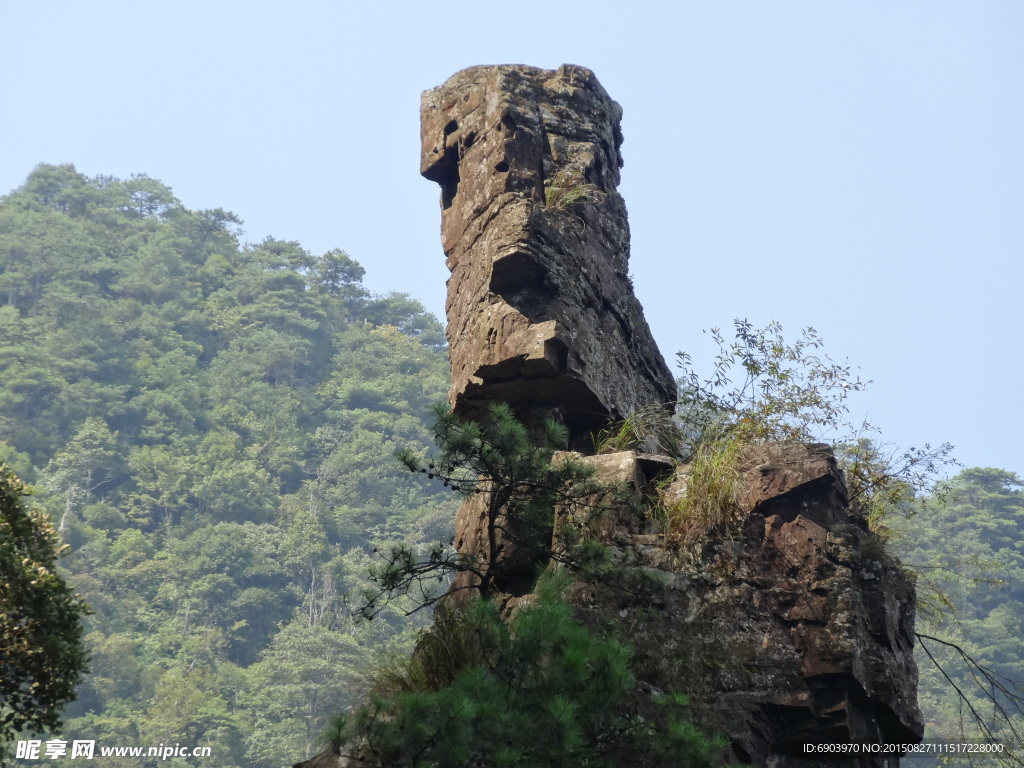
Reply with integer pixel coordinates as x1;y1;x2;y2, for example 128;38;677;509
332;574;724;767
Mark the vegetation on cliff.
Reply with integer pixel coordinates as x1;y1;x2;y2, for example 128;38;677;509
667;323;1023;759
670;322;1023;756
339;572;722;768
338;403;724;767
353;319;1022;765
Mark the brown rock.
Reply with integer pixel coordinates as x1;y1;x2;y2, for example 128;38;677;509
597;443;923;767
420;64;676;441
296;67;922;768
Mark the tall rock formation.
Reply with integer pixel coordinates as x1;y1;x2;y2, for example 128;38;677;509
295;64;923;768
417;64;923;766
420;64;676;440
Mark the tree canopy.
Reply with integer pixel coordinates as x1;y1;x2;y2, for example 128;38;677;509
891;467;1024;753
0;465;88;746
0;164;452;765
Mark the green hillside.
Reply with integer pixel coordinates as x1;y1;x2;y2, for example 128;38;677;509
892;467;1024;748
0;163;455;766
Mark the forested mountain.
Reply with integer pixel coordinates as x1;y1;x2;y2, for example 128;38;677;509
892;467;1024;745
1;164;1021;765
0;164;455;766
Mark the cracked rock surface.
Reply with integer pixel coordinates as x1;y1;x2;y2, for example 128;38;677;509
564;444;923;768
420;64;676;441
293;66;922;768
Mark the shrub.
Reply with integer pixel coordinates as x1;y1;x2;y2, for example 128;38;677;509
663;320;955;541
675;319;869;453
333;573;724;768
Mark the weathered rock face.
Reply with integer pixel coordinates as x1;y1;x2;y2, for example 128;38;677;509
293;65;922;768
417;66;921;764
420;64;676;440
444;443;923;767
419;64;922;765
582;444;924;767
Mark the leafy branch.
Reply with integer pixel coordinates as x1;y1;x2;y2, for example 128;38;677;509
675;319;870;454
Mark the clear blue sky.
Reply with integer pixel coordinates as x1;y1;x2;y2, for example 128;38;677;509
2;1;1021;477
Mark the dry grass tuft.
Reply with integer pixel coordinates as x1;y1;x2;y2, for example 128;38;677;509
544;169;601;210
658;438;743;542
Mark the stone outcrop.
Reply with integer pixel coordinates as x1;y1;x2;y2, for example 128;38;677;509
416;65;922;765
568;444;923;767
440;442;923;766
294;64;923;768
299;444;923;768
420;64;675;441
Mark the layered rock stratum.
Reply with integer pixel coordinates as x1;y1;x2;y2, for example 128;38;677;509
420;64;676;442
563;444;923;766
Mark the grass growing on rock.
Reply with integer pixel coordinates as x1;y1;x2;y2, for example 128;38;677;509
657;438;743;543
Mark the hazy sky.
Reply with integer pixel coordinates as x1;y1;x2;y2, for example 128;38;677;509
3;1;1021;477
